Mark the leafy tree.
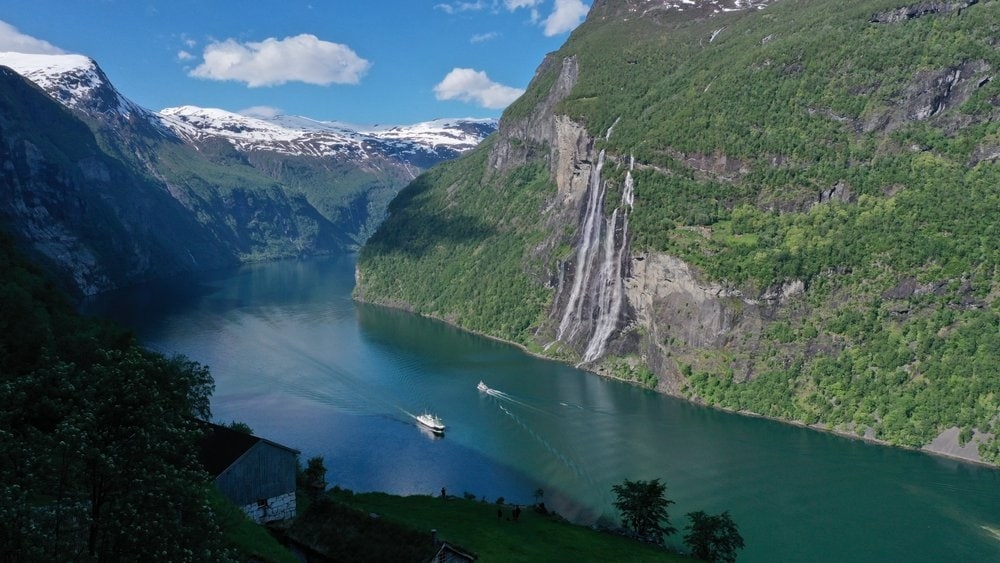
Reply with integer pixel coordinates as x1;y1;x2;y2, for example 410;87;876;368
534;487;545;504
300;456;328;500
0;236;227;561
611;478;675;543
684;510;744;563
226;420;254;434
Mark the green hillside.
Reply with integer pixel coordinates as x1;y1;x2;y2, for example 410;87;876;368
358;0;1000;461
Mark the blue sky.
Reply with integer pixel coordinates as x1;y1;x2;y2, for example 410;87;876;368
0;0;590;125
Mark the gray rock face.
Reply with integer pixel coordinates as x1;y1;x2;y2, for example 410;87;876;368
870;0;977;23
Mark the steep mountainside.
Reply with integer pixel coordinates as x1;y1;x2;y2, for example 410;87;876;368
0;52;495;294
357;0;1000;463
0;66;237;294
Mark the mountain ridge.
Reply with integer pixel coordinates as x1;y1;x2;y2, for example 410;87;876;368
0;51;495;294
357;0;1000;464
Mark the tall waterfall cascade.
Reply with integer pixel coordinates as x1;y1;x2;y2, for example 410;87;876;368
554;152;635;364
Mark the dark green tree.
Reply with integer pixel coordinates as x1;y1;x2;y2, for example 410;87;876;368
226;420;254;434
0;237;227;560
611;478;675;544
300;456;328;500
684;510;745;562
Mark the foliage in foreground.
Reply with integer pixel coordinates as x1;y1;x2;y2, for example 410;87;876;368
611;478;746;561
0;235;228;561
612;478;677;544
684;511;745;563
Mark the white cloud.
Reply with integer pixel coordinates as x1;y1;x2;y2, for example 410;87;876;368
543;0;589;36
435;1;487;14
504;0;542;8
189;34;370;87
434;67;524;110
239;105;283;119
502;1;588;36
177;50;194;61
0;20;66;54
470;32;500;44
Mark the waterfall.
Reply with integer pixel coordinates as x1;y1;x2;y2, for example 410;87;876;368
555;151;635;364
556;150;607;342
582;159;634;363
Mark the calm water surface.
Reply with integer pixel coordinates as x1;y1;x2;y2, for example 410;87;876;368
86;255;1000;562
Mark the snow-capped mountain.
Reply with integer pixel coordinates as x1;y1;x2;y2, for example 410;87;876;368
0;51;496;165
159;105;496;165
0;50;498;294
0;52;160;132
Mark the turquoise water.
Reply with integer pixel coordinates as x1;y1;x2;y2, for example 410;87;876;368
86;255;1000;561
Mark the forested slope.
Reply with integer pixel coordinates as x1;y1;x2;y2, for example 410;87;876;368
357;0;1000;462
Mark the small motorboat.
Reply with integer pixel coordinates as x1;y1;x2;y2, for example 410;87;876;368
477;380;489;392
416;412;445;434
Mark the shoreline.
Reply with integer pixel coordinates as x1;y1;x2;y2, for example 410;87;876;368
354;293;997;470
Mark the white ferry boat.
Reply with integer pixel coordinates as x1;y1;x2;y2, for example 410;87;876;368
416;412;445;434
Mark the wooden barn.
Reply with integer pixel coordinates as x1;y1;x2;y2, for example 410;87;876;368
199;423;300;524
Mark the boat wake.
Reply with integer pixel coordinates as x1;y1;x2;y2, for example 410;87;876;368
478;380;595;486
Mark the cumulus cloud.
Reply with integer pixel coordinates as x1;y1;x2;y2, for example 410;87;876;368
434;67;524;109
189;34;370;87
501;1;588;35
176;50;194;61
542;0;590;36
0;20;66;54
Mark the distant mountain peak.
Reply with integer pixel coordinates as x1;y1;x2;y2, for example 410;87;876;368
158;104;496;164
0;51;496;165
0;51;141;120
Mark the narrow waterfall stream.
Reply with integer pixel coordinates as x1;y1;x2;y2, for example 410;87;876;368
582;156;634;363
556;149;607;342
555;150;634;364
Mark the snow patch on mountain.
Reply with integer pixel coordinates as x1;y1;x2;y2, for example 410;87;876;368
1;51;496;163
0;51;140;118
159;105;496;161
627;0;772;17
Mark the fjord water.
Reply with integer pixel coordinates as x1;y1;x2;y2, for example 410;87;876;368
87;255;1000;562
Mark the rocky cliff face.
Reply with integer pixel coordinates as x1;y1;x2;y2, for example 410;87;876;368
0;68;237;294
448;1;997;460
359;0;1000;463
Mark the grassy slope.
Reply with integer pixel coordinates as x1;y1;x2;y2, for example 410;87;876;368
206;487;298;563
357;0;1000;460
328;491;691;562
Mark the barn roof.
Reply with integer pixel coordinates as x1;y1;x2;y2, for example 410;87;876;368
198;421;299;478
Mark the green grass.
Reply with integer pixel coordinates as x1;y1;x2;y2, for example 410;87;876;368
329;490;693;562
206;487;298;563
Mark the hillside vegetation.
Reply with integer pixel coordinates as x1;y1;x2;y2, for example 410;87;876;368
0;234;229;560
358;0;1000;461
